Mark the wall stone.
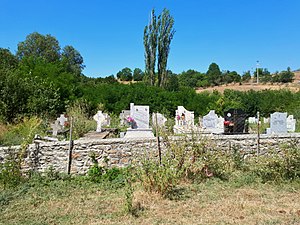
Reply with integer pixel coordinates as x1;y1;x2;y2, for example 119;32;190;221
0;133;299;175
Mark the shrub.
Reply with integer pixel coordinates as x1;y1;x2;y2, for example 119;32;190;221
66;100;95;139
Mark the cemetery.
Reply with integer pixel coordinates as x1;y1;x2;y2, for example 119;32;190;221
0;101;299;175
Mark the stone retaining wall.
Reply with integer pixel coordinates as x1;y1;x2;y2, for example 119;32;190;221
0;133;299;174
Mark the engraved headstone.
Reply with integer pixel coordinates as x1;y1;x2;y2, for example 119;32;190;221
202;110;224;134
130;103;149;129
267;112;287;134
124;103;154;138
224;109;248;134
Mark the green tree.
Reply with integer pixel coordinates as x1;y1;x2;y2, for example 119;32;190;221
133;68;144;81
144;8;175;88
157;9;175;88
165;70;179;91
116;67;133;81
253;68;271;83
222;70;241;84
61;45;85;76
144;9;159;86
278;67;294;83
206;63;222;86
241;71;251;82
17;32;61;63
0;48;18;69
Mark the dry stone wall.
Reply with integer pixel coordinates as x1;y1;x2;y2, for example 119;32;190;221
0;133;299;174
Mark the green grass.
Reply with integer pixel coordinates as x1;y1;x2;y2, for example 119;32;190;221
1;176;300;225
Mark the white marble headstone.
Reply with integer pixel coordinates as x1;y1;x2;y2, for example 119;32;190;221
130;103;150;129
248;117;257;124
287;115;296;132
202;110;224;133
263;117;270;124
203;110;218;129
152;113;167;128
268;112;287;134
175;106;194;126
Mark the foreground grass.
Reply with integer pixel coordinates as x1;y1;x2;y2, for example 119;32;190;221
1;177;300;225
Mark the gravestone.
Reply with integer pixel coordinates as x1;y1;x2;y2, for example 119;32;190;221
224;109;248;134
102;113;111;127
266;112;287;134
152;112;167;128
50;120;61;136
263;117;270;124
57;114;68;128
173;106;195;134
120;110;130;126
286;115;296;132
248;117;257;124
93;111;106;132
124;103;154;138
202;110;224;134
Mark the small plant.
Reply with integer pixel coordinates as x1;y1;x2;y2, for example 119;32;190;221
0;154;23;189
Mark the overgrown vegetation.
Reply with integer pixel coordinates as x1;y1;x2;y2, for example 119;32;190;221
1;136;300;224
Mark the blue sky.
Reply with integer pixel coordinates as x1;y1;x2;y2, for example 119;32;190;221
1;0;300;77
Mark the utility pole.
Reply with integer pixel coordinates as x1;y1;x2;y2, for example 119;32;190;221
256;60;259;84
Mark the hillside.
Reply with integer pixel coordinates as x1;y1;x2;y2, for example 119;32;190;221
196;71;300;93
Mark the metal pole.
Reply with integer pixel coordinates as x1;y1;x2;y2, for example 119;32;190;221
67;116;74;174
257;112;260;155
256;61;259;84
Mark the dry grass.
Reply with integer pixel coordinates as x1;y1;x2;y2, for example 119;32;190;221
1;180;300;225
196;83;300;94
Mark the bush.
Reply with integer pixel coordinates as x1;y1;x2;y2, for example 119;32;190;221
0;117;43;146
66;100;95;139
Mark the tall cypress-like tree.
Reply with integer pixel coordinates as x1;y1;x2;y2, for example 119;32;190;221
144;9;158;86
157;9;175;88
143;9;175;87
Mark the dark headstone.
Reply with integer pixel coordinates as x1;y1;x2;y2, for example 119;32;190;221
224;109;248;134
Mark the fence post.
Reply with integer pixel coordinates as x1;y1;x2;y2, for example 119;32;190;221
257;111;260;155
67;116;74;174
155;113;162;165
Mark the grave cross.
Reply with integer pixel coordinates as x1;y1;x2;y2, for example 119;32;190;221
93;111;105;132
51;120;61;136
57;114;68;128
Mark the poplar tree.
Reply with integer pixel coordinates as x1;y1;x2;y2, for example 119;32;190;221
143;9;175;88
144;9;158;86
157;9;175;88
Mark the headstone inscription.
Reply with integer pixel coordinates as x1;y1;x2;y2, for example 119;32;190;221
266;112;287;134
202;110;224;134
123;103;154;138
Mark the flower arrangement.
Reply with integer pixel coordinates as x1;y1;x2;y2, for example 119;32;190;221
224;120;234;126
126;116;136;128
